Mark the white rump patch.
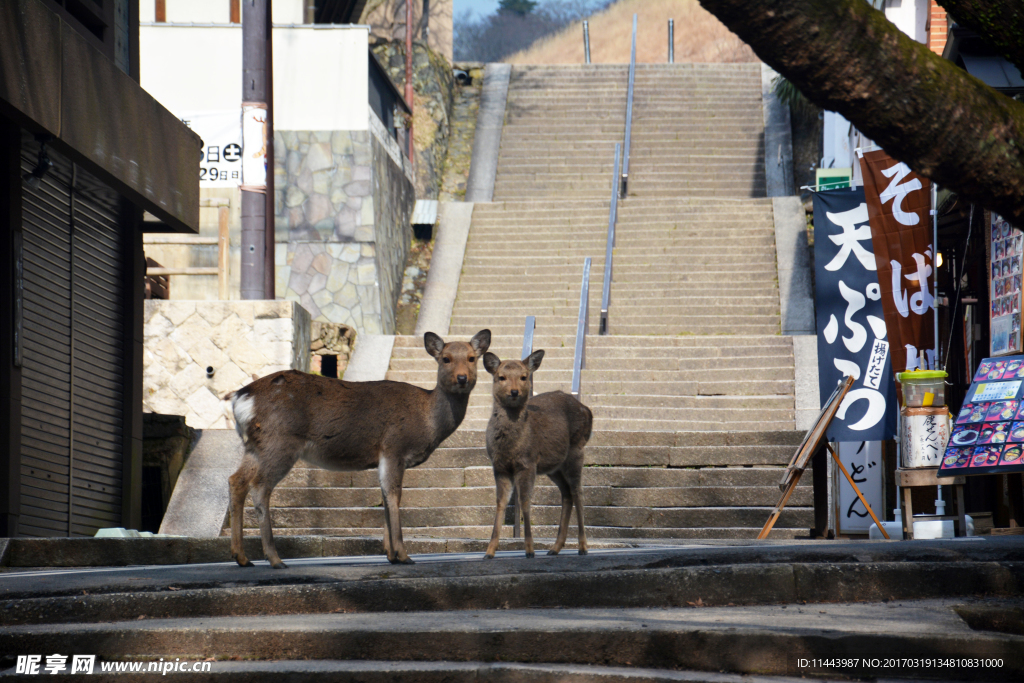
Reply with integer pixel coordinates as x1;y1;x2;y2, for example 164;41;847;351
232;393;256;442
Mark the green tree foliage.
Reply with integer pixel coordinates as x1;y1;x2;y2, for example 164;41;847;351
499;0;538;16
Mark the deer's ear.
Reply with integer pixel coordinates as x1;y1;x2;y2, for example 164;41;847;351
526;349;545;373
470;329;491;355
483;352;501;375
424;332;445;359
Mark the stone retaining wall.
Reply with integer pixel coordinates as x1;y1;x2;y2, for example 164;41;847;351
143;301;311;429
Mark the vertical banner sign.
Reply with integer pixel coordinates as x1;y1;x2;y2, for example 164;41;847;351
241;102;268;191
858;150;935;374
989;213;1023;356
813;188;898;441
180;110;243;188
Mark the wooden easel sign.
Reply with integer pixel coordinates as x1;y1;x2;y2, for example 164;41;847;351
758;375;889;540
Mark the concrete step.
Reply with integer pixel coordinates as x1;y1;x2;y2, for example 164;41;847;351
281;464;801;490
267;485;809;510
240;524;810;539
391;334;793;349
391;353;790;372
242;505;814;530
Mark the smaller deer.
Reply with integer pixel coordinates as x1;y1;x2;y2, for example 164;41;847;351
483;350;591;559
228;329;490;568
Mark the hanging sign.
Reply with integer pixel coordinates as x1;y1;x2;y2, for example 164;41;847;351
989;213;1023;356
179;110;242;188
940;355;1024;475
241;102;268;192
813;188;898;441
858;149;935;375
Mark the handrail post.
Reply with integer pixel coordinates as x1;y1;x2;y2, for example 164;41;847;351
600;144;620;335
668;19;674;63
583;21;591;64
621;13;637;198
572;258;591;402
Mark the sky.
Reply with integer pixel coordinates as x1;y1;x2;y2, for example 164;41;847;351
453;0;501;19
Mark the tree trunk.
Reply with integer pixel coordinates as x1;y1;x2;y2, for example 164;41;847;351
699;0;1024;224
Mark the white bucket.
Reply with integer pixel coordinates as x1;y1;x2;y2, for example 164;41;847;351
901;406;950;468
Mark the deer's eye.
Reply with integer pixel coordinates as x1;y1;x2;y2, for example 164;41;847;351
499;376;506;381
443;357;451;364
468;356;475;362
521;376;527;381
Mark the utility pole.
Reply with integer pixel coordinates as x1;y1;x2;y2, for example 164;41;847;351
241;0;274;300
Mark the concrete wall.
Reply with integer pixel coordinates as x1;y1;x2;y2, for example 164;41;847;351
140;25;370;130
143;301;311;430
140;0;302;24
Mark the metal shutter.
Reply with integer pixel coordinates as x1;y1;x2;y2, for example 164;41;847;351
18;137;125;537
19;141;74;537
70;172;125;536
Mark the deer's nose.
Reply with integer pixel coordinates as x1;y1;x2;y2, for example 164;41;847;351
510;389;519;398
457;374;468;385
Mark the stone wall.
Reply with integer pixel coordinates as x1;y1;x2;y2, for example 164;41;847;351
273;112;414;334
373;40;455;199
143;300;311;429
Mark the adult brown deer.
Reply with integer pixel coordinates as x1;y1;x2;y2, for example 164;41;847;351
228;329;491;568
483;349;591;559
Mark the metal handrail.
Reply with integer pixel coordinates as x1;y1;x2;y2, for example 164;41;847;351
572;258;591;401
600;144;621;335
583;21;591;64
621;13;637;197
668;19;674;63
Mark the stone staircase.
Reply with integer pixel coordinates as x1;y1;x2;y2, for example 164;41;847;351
237;62;811;543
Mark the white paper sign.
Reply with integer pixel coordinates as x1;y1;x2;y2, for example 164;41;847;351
973;381;1022;402
180;110;242;188
836;441;884;534
242;103;268;190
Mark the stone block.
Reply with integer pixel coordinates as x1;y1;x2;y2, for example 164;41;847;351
339;244;361;263
354;225;374;242
345;179;371;197
254;300;294;319
145;392;188;417
159;301;197;326
144;312;175;340
185;387;225;429
208;313;252;352
311;252;332;275
286;185;306;208
150;337;191;372
331;131;353;155
305;142;334;173
227;337;270;376
187;336;229;372
308;271;328;294
312;288;334;310
210;361;250;396
356;262;377;286
196;301;234;327
254;317;295;344
305;194;332;225
169;363;209;401
326;263;351;292
169;313;214;355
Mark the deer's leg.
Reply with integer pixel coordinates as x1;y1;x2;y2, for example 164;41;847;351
484;471;514;559
379;456;413;564
565;458;588;556
515;468;537;558
249;440;301;569
228;451;258;567
546;470;573;556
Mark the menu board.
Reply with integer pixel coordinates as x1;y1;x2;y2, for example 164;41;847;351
990;213;1023;356
940;355;1024;475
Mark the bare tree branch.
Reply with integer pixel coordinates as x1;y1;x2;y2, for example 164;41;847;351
699;0;1024;223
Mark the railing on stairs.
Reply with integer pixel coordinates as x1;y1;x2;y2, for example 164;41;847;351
600;144;621;335
620;13;637;198
572;257;591;401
